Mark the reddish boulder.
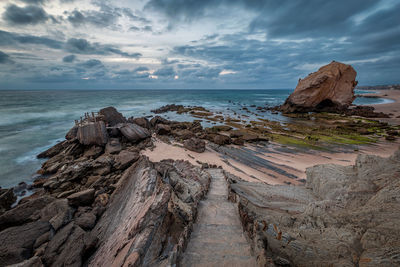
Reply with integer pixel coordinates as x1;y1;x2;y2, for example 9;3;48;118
281;61;358;113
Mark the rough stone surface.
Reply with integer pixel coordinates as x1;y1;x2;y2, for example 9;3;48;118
227;149;400;266
118;123;150;143
89;157;210;267
0;221;50;265
67;189;95;207
184;137;206;153
281;61;358;113
76;121;108;146
99;106;126;126
0;188;16;213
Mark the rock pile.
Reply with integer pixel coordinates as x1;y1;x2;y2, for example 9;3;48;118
227;149;400;266
0;107;212;266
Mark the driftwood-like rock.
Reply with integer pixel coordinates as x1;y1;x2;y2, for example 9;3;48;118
77;121;108;146
280;61;358;113
118;123;150;143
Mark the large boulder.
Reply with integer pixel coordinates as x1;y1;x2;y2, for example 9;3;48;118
118;123;150;143
280;61;358;113
99;107;126;126
76;121;108;146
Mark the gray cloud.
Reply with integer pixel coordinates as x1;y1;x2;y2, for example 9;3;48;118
153;66;175;77
0;51;13;64
62;54;76;63
0;30;63;49
20;0;47;5
65;38;142;58
2;4;50;25
78;59;103;68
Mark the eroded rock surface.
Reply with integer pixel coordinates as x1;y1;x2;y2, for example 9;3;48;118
281;61;358;113
227;150;400;266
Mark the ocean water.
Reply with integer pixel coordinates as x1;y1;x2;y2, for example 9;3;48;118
0;89;388;188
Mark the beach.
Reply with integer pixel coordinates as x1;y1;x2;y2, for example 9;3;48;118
361;89;400;124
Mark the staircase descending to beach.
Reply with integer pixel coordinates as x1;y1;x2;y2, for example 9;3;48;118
180;168;257;267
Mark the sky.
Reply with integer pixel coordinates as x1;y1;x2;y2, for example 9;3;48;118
0;0;399;90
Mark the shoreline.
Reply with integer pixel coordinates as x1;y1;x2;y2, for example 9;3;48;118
359;89;400;124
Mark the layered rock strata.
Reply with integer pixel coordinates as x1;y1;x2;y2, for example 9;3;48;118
227;150;400;266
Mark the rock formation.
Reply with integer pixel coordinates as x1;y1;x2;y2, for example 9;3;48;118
280;61;358;113
0;107;212;266
227;149;400;266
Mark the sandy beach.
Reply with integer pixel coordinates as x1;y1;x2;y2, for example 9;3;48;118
143;136;400;185
361;89;400;124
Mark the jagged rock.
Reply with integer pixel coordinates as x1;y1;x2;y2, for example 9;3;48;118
0;221;50;265
65;126;78;140
7;256;43;267
184;138;206;153
76;121;108;146
0;196;55;231
42;222;87;267
213;134;231;145
39;199;74;231
89;157;210;266
67;189;95;207
105;138;122;154
156;124;171;135
232;138;244;146
173;129;195;140
129;117;151;129
37;141;68;159
99;107;126;126
114;150;139;170
209;125;233;132
75;211;97;230
150;115;170;127
118;123;150;143
0;188;16;213
280;61;358;113
227;149;400;266
151;104;185;114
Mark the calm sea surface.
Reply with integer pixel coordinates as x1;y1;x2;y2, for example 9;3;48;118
0;89;389;188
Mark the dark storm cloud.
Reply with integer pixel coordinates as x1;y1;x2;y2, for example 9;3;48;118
0;51;13;64
78;59;103;68
62;54;76;63
0;30;63;49
153;66;175;77
20;0;47;5
65;38;142;58
65;3;150;29
2;4;51;25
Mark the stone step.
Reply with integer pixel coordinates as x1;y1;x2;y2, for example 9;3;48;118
180;252;256;267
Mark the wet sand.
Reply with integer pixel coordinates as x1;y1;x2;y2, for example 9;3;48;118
143;137;400;185
361;89;400;125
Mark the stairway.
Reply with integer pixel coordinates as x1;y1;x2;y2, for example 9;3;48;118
180;168;257;267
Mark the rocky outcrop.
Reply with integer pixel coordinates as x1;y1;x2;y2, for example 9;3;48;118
99;107;126;126
184;138;206;153
280;61;358;113
89;158;210;266
227;149;400;266
0;107;211;267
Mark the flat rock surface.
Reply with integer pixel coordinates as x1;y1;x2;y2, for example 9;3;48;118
180;168;257;267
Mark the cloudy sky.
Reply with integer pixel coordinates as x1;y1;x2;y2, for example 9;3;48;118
0;0;399;90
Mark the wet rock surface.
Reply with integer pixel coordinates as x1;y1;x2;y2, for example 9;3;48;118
227;149;400;266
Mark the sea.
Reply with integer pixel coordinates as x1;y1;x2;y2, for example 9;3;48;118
0;89;392;188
